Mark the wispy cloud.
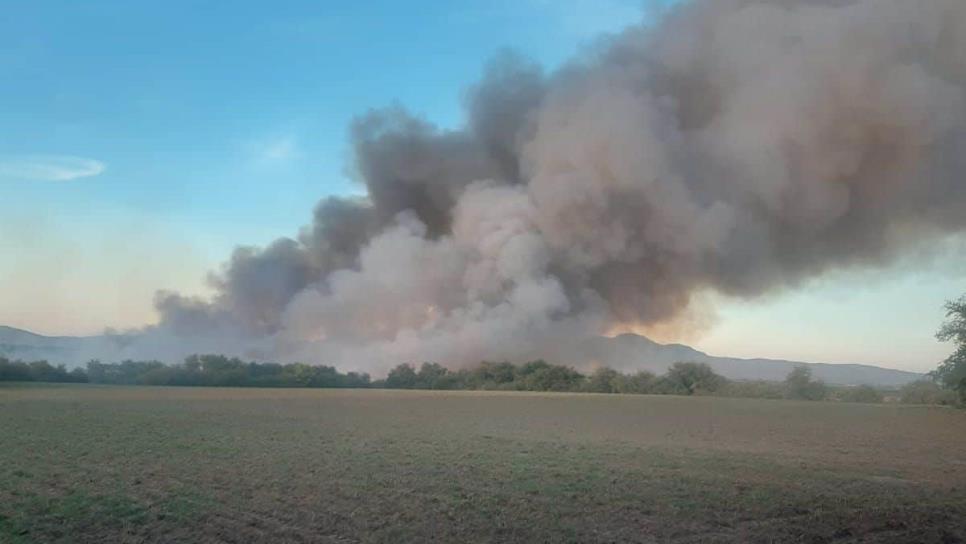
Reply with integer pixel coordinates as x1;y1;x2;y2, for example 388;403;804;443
248;135;302;164
0;155;106;181
261;136;300;162
452;0;646;41
533;0;647;38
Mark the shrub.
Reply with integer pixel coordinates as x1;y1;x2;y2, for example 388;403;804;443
585;368;621;393
659;362;727;395
899;380;958;405
784;366;828;401
519;361;584;392
0;358;87;383
718;380;785;400
836;385;884;404
613;371;656;395
385;364;418;389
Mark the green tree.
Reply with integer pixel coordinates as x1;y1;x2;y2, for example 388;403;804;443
784;366;828;401
1;358;87;383
659;362;726;395
837;385;884;404
471;361;517;388
613;371;656;394
933;295;966;404
718;380;785;400
899;380;957;406
415;362;454;389
385;363;418;389
585;367;620;393
518;361;584;392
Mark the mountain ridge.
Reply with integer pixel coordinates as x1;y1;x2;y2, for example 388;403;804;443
0;325;925;387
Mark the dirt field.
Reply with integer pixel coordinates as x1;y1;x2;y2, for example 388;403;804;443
2;385;965;543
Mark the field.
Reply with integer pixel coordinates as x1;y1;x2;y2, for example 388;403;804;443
2;385;965;543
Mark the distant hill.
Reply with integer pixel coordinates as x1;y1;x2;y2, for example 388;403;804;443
576;334;924;388
0;325;925;387
0;325;105;362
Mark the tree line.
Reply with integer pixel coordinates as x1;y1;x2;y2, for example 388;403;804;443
0;354;956;405
380;359;955;405
0;355;371;389
2;292;963;405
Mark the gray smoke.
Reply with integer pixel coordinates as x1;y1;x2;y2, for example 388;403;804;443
137;0;966;374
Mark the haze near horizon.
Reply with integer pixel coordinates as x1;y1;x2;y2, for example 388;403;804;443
2;0;965;374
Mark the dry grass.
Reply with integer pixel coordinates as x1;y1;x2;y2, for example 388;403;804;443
2;385;965;543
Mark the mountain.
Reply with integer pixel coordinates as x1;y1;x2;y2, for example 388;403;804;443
0;326;116;364
0;326;925;387
577;334;924;388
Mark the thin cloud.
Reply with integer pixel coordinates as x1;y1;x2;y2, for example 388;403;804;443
248;135;301;164
0;155;106;182
533;0;645;38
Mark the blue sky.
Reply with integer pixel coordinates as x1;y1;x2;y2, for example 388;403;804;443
0;0;962;371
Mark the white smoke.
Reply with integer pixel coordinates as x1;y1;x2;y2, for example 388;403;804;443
117;0;965;375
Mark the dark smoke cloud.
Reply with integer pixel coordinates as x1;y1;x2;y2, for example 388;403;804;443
139;0;966;373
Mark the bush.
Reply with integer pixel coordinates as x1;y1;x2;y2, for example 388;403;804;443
658;362;727;395
0;358;87;383
613;371;656;395
585;368;621;393
718;380;785;400
836;385;884;404
385;364;418;389
414;362;455;389
784;366;828;401
472;362;516;387
899;380;958;406
520;362;585;392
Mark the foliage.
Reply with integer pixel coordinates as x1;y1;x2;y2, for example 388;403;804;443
612;371;657;394
516;360;585;392
933;295;966;404
784;366;828;401
717;380;785;400
3;354;920;407
898;380;958;406
584;367;621;393
835;385;884;404
0;358;87;383
657;362;727;395
86;360;165;384
473;361;517;388
83;356;372;388
385;363;419;389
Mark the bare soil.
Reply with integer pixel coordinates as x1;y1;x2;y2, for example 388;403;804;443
2;385;965;543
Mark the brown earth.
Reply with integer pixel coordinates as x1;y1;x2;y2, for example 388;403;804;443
2;385;965;543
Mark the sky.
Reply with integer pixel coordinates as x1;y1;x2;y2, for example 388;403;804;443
0;0;962;372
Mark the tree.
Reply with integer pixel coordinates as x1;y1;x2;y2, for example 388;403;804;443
899;380;957;406
933;295;966;404
0;358;31;382
0;358;88;383
717;380;784;400
837;385;884;404
471;361;516;388
585;367;620;393
659;362;726;395
385;363;418;389
613;371;656;394
415;362;456;389
518;361;584;392
784;366;828;401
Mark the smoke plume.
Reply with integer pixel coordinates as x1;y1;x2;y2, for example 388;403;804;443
138;0;966;374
